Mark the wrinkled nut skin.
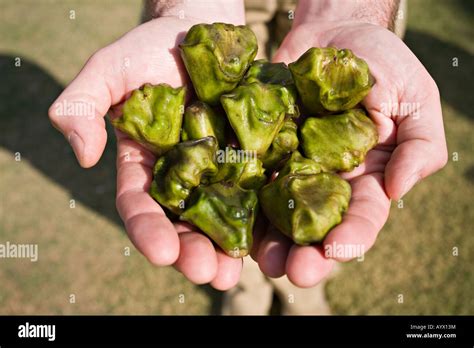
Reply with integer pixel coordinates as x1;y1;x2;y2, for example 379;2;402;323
205;147;267;190
301;108;378;172
242;60;299;119
181;181;258;257
259;173;351;244
182;101;226;147
289;47;374;114
261;119;299;170
150;137;218;215
180;23;258;105
243;59;295;90
221;82;297;156
112;83;185;155
278;150;321;177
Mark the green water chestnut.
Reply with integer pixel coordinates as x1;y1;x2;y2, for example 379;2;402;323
181;181;258;257
204;147;267;190
181;101;226;147
300;109;378;172
259;172;351;245
289;47;374;114
221;81;298;156
243;59;295;90
112;83;185;155
261;119;299;170
150;137;218;215
278;150;321;177
180;22;258;105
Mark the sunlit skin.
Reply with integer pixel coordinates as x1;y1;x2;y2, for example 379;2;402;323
49;3;447;290
254;20;447;287
49;16;246;291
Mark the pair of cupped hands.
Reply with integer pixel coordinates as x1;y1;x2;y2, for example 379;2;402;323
49;10;447;290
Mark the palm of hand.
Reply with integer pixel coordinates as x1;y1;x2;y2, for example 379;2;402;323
100;18;244;290
250;22;446;287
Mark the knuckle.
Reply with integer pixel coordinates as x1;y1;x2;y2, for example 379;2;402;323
87;47;107;68
437;144;449;170
48;102;64;133
426;74;440;100
427;141;448;173
48;100;61;122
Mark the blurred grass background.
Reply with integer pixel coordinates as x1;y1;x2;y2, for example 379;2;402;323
0;0;472;314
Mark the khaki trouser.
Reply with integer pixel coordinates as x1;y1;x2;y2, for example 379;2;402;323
222;0;407;315
222;256;332;315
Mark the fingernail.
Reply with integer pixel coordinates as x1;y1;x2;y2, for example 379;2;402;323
67;131;84;165
400;173;420;199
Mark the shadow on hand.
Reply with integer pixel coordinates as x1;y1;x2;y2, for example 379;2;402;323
0;54;121;227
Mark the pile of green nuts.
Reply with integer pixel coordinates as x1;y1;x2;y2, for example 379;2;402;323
111;23;378;258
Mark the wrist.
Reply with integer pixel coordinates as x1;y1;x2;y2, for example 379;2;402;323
144;0;245;25
293;0;399;31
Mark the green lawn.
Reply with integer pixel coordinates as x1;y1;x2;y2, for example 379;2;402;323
0;0;473;314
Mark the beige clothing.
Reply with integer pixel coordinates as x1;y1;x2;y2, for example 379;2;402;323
222;257;331;315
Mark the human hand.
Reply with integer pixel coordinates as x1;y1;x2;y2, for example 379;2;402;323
48;2;247;290
253;19;448;287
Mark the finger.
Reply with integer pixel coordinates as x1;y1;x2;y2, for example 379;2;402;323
384;92;448;199
340;148;392;180
365;76;447;200
49;46;122;168
286;245;335;288
210;251;243;291
257;226;292;278
116;137;180;266
323;173;390;262
272;29;307;65
173;231;218;285
173;221;196;234
366;108;397;146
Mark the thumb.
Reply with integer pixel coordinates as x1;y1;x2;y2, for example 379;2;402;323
49;48;118;168
272;47;293;65
271;30;305;65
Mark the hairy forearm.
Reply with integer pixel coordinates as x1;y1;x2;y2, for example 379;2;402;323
143;0;245;24
294;0;400;30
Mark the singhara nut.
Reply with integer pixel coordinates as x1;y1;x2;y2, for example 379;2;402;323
289;47;374;114
261;119;299;170
205;147;267;190
180;22;258;105
278;151;322;177
181;181;258;257
150;137;218;215
243;59;296;91
221;82;298;156
301;109;378;172
112;83;185;155
181;101;226;147
259;172;351;245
